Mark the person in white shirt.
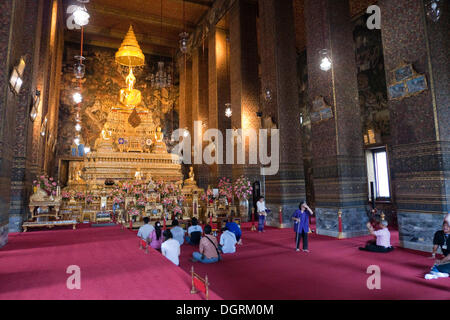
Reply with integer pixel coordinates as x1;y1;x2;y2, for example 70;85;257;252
359;220;394;253
256;196;268;232
161;230;181;266
219;227;237;254
185;217;203;245
137;217;154;241
170;219;185;245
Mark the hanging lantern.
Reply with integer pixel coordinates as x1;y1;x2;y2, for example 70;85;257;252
73;3;90;26
73;55;86;79
179;31;189;54
319;49;332;71
225;103;232;118
425;0;442;22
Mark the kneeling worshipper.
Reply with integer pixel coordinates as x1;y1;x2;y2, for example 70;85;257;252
185;217;202;245
148;221;164;251
219;227;237;254
137;217;154;240
191;225;220;264
225;218;242;244
161;230;181;266
170;219;185;245
425;221;450;280
359;220;394;253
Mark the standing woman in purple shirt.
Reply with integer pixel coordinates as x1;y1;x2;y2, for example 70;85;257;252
292;201;314;252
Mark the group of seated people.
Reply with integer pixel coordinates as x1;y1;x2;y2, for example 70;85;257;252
358;213;450;280
137;216;242;266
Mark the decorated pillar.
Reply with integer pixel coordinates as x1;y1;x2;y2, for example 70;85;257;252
229;0;260;182
304;0;368;237
258;0;306;227
191;46;210;189
379;0;449;251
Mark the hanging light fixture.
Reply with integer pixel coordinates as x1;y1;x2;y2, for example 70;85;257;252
151;0;172;89
319;49;332;71
75;122;82;132
319;1;332;72
179;0;189;54
225;103;232;118
73;0;90;27
425;0;442;22
73;91;83;104
74;136;81;146
30;90;40;122
73;55;86;79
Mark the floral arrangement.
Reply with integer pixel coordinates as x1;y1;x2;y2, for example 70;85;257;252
113;195;124;205
61;191;72;201
173;205;183;216
218;177;233;200
33;175;58;196
74;192;85;201
85;193;94;204
128;208;141;217
233;175;253;200
136;197;147;209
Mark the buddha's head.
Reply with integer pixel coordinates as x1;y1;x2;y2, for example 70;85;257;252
157;127;161;132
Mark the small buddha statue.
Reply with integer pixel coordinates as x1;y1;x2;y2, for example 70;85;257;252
184;166;196;185
119;68;142;108
152;126;167;154
94;123;114;151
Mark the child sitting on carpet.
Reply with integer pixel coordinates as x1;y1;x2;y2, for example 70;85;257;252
359;220;394;253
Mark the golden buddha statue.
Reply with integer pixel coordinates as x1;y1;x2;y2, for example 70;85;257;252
184;166;196;185
153;126;167;154
94;123;114;151
119;68;142;108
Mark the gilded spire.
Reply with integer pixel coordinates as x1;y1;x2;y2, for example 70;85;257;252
115;26;145;67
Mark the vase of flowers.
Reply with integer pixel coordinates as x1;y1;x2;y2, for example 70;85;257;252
32;175;58;197
233;175;253;218
61;191;72;201
218;177;233;204
74;192;85;202
128;208;140;222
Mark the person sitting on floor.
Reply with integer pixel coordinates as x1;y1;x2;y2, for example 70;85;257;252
359;220;394;253
191;225;220;264
148;221;164;251
225;217;242;245
185;217;202;245
425;221;450;279
170;219;185;246
161;229;181;266
137;217;154;241
219;226;237;254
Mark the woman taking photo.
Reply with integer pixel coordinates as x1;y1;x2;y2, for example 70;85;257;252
292;201;314;252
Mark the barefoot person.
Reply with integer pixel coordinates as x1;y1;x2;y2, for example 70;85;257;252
359;220;394;253
292;201;314;252
256;196;268;232
425;221;450;279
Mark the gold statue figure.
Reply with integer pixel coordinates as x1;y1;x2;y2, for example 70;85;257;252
119;68;142;108
184;166;196;185
152;126;167;154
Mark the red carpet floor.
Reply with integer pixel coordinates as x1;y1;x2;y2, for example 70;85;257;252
1;224;449;300
0;225;221;300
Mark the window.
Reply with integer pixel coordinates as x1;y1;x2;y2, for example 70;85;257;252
366;148;391;199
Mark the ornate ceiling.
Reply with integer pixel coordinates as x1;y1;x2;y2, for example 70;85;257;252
63;0;377;56
63;0;214;56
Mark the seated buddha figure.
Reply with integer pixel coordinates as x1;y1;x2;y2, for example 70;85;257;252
184;166;196;186
119;68;142;108
152;126;167;154
94;123;114;151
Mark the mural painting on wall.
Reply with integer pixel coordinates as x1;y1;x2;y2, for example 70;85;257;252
353;13;390;144
58;43;179;157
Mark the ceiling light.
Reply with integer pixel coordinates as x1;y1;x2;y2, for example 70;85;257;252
319;49;332;71
73;4;90;26
73;92;82;104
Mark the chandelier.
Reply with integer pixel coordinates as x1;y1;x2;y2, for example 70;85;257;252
150;61;172;89
425;0;442;22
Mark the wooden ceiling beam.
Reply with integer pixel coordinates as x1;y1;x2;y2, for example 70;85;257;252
89;3;197;31
81;25;179;49
65;32;175;57
169;0;213;8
